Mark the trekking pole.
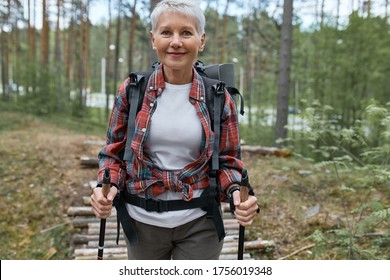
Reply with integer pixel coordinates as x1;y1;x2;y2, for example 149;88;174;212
238;169;250;260
97;168;111;260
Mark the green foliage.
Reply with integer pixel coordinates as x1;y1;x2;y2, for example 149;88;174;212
239;123;275;146
361;102;390;164
292;13;390;131
299;100;390;259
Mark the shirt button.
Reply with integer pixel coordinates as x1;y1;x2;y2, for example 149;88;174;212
158;88;163;93
150;102;154;107
149;86;154;90
141;128;147;133
200;96;204;100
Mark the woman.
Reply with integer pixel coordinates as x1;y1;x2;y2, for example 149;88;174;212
91;0;259;260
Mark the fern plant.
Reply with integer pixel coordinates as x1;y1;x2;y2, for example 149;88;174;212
296;100;390;259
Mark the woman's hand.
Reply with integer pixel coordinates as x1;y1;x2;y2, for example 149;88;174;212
91;186;118;219
231;190;259;226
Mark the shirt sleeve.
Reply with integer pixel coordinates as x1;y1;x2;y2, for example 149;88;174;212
97;79;130;190
218;90;243;199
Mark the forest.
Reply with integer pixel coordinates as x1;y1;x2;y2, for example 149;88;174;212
0;0;389;260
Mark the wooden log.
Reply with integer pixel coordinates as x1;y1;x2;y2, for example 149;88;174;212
72;217;98;228
245;239;275;250
223;235;239;242
74;247;127;257
72;216;118;228
225;230;239;236
84;140;106;146
67;206;116;217
88;227;119;235
241;145;291;157
219;253;252;260
88;240;127;248
73;234;119;244
75;254;128;260
80;239;264;251
221;239;273;254
83;196;92;206
67;206;94;216
80;156;99;167
88;222;119;229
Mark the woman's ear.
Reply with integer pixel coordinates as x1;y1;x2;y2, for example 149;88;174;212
199;33;206;52
150;31;156;50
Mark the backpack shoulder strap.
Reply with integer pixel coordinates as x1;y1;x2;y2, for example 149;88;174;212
123;71;152;161
200;75;226;240
201;76;222;127
203;77;225;171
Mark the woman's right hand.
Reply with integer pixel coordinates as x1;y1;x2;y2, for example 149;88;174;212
91;186;118;219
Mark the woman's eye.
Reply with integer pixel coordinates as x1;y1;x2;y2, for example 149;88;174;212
161;31;171;36
183;31;192;37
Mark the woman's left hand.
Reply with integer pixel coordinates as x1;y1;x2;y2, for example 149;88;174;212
231;191;259;226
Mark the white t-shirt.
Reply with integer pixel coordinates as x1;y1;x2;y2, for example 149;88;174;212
126;82;206;228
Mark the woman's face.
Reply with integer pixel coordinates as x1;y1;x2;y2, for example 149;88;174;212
150;12;205;82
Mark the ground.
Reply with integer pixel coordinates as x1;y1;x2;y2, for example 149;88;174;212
0;111;388;260
0;112;101;259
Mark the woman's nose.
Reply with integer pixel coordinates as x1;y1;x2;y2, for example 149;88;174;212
170;33;182;48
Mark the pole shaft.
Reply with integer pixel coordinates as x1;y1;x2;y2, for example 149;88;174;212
238;186;249;260
97;168;110;260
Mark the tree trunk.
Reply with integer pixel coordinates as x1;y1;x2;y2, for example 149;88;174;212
245;12;254;128
1;30;9;101
78;4;84;114
220;0;230;63
27;0;36;64
40;0;49;65
55;0;62;111
320;0;325;28
214;0;220;64
368;0;372;15
336;0;341;29
83;0;90;94
66;19;74;83
27;0;35;95
274;0;293;147
148;0;159;66
128;0;138;73
55;0;61;62
105;0;112;120
112;0;122;100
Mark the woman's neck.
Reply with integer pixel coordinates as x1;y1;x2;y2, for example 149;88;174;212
163;66;193;85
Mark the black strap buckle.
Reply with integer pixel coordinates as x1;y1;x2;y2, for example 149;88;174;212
129;73;138;86
152;61;161;69
141;198;169;213
214;82;226;95
194;60;205;72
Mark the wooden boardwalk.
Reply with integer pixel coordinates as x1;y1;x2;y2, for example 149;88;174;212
67;182;272;260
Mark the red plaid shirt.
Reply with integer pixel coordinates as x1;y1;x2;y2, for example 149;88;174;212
97;64;242;202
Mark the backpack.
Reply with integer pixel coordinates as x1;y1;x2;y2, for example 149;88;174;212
113;60;249;245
